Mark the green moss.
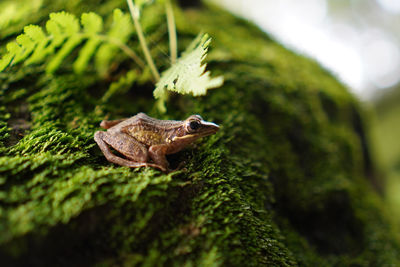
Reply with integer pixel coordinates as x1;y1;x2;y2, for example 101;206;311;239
0;1;399;266
372;87;400;231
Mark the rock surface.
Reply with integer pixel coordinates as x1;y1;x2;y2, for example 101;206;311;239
0;1;399;266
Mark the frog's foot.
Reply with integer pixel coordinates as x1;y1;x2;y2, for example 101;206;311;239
169;160;187;172
114;159;167;172
107;159;167;172
138;162;168;172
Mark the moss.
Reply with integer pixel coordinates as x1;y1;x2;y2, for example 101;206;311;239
0;1;399;266
372;86;400;229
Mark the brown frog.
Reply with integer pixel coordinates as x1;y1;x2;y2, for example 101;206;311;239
94;113;219;172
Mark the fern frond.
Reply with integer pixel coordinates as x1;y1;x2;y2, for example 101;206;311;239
95;9;138;75
0;9;140;75
46;12;83;73
153;33;224;99
73;13;103;73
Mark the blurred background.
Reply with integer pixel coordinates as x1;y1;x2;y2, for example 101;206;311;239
213;0;400;221
214;0;400;97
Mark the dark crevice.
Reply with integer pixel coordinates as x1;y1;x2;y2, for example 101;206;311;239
274;186;365;256
350;106;382;194
4;101;31;147
318;91;339;122
177;0;202;8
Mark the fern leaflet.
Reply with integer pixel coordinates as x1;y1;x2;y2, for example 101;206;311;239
153;33;224;100
0;9;139;75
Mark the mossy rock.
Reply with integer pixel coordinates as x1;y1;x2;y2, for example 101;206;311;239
372;86;400;223
1;1;399;266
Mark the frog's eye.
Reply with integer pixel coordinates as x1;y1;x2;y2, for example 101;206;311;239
189;120;200;130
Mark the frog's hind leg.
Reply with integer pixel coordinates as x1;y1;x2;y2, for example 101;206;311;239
94;131;167;172
100;118;128;129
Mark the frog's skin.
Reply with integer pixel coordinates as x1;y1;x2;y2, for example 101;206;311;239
94;113;220;172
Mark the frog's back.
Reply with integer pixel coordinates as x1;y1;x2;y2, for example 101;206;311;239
117;113;182;146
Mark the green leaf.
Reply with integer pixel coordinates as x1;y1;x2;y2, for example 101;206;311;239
154;33;224;99
95;9;134;75
24;25;50;65
0;9;137;75
81;12;103;34
49;12;80;35
24;25;46;40
46;36;83;74
46;19;66;47
14;34;34;64
109;9;134;40
0;43;18;71
73;38;101;74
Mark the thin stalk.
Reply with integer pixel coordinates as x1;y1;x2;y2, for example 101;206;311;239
97;35;146;69
165;0;177;64
127;0;161;82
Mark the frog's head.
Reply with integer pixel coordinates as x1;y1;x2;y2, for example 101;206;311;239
185;114;219;137
173;115;219;143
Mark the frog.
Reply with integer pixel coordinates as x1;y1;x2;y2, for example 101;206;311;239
94;113;220;172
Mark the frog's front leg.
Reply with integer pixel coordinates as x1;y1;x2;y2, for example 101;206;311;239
94;131;167;172
148;145;170;171
100;118;128;129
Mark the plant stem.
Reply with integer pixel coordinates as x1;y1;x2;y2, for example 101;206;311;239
127;0;161;82
165;0;177;64
97;35;146;69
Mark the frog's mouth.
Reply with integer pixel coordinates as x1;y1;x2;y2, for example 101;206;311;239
199;121;220;136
